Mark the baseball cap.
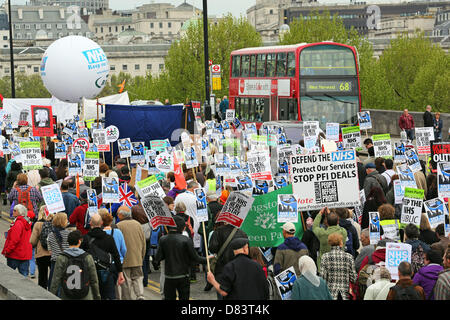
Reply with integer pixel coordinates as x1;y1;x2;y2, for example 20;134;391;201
282;222;296;234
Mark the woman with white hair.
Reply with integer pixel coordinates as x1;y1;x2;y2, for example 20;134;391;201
291;255;333;300
363;266;395;300
1;204;33;277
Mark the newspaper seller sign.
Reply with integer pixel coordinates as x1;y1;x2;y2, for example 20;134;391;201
291;150;360;211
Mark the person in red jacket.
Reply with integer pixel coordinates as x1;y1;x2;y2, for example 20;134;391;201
2;204;33;276
69;191;90;235
398;109;415;141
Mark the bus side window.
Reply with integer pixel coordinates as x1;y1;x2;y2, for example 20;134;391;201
279;99;287;120
276;53;287;77
256;54;266;77
286;52;295;77
288;99;298;120
249;55;256;77
241;55;250;77
266;53;275;77
232;55;241;78
235;98;241;119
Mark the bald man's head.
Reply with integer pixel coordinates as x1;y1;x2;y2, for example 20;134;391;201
89;214;103;228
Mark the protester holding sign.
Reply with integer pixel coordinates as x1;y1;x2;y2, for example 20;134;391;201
8;173;43;216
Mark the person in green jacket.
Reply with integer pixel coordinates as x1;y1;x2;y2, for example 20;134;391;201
313;207;347;271
49;230;101;300
291;255;333;300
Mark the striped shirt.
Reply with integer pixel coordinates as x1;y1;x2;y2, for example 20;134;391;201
433;269;450;300
47;228;71;262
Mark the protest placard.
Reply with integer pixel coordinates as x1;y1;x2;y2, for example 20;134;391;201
184;146;199;169
274;267;297;300
369;211;381;245
77;127;89;139
393;141;414;162
105;125;120;143
372;134;392;158
194;188;208;223
397;164;417;188
353;189;366;225
401;187;424;226
241;185;304;247
430;142;450;172
235;174;253;194
31;105;53;137
216;191;255;228
102;177;120;203
225;109;235;122
87;189;98;215
341;126;361;149
83;151;99;181
394;180;405;204
141;195;177;230
424;198;447;229
247;150;272;181
9;143;21;162
131;141;145;164
135;175;166;199
118;138;132;158
19;141;42;170
437;162;450;198
415;127;434;155
326;123;340;141
155;152;174;173
253;179;272;196
277;194;298;223
405;149;421;173
92;129;110;152
41;183;65;214
291;150;360;211
273;175;289;190
358;111;372;130
303;121;319;138
150;139;170;153
72;138;90;153
385;242;412;280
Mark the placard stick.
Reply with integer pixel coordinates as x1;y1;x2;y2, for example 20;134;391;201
127;157;130;169
202;221;211;272
111;142;113;167
300;211;306;232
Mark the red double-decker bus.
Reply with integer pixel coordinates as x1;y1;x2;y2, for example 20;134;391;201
229;42;361;130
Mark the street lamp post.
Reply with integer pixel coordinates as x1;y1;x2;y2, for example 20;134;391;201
202;0;211;121
7;0;15;98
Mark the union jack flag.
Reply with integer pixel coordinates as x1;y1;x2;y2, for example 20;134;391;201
111;182;138;213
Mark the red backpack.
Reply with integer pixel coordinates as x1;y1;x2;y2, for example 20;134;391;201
16;186;34;213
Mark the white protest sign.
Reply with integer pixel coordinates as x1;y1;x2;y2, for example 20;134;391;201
216;191;255;228
155;152;174;173
19;141;42;170
225;109;235;122
194;188;208;223
141;195;177;230
358;111;372;130
102;177;120;203
136;175;166;199
397;164;417;189
401;188;424;226
130;141;145;164
247;149;272;181
394;180;405;204
184;146;199;169
385;242;412;280
92;129;110;152
405;149;421;173
274;266;297;300
415;127;434;155
41;183;65;214
68;152;83;176
341;126;361;149
326;123;340;141
87;189;98;215
424;198;447;229
118;138;132;158
303;121;319;138
55;142;67;159
291;150;360;211
235;174;253;194
105;125;120;143
372;134;392;158
369;211;381;245
277;194;298;223
437;162;450;198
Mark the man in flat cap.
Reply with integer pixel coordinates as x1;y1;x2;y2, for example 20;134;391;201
207;237;269;300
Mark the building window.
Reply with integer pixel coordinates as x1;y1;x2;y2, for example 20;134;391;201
34;66;39;73
36;24;41;30
5;68;9;73
110;65;115;71
25;24;31;30
19;66;25;73
135;64;140;70
159;64;164;70
168;22;172;28
147;64;152;70
26;33;32;39
101;27;104;33
150;22;154;28
123;65;128;71
57;24;62;29
48;32;53;38
115;26;118;32
46;24;52;30
159;22;163;28
3;36;7;40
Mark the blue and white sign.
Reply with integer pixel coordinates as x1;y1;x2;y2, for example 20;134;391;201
326;122;340;141
41;183;65;214
386;242;412;280
277;194;298;223
358;111;372;130
194;188;208;223
424;198;447;229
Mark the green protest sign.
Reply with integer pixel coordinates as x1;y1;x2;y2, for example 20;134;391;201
404;187;424;200
83;151;99;181
150;139;170;152
241;185;304;247
19;141;43;170
341;126;360;135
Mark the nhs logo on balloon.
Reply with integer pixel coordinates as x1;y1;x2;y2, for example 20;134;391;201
331;150;355;162
82;48;108;71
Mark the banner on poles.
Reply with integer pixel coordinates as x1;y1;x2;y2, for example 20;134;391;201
291;150;360;211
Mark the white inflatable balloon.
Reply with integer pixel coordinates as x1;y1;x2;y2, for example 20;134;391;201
40;36;110;103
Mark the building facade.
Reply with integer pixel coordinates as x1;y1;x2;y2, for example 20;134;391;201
29;0;109;13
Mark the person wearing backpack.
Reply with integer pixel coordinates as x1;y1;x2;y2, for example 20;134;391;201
363;163;388;198
69;191;91;235
387;261;425;300
336;208;359;258
80;214;125;300
50;230;101;300
7;173;43;217
404;223;431;275
29;205;54;289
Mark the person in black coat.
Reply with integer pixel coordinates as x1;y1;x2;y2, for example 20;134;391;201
419;213;439;246
423;105;433;127
361;186;387;230
207;238;269;300
0;157;7;205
